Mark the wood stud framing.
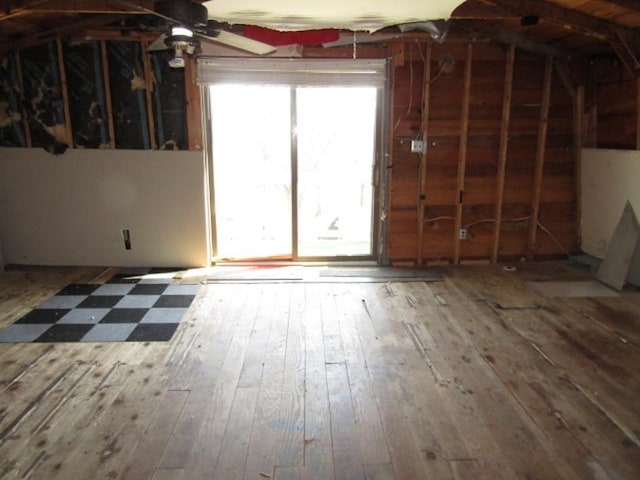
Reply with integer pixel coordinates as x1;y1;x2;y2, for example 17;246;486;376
141;40;158;150
453;43;473;265
416;43;432;264
637;77;640;150
527;56;554;260
575;85;585;247
184;56;203;151
491;44;516;263
100;40;116;149
14;50;31;148
56;36;74;148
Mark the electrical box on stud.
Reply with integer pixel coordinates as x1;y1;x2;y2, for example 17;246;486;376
411;140;426;154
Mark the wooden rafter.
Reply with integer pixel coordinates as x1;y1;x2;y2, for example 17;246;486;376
602;0;640;13
0;13;130;57
488;0;634;42
611;27;640;75
0;0;155;20
0;0;50;21
460;21;565;58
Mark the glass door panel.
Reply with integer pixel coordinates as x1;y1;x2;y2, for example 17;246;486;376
296;87;377;257
210;85;292;259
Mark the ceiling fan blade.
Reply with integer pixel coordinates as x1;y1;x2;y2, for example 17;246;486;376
199;30;276;55
148;33;169;51
322;32;401;48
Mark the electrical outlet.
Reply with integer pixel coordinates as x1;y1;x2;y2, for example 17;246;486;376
411;140;425;153
122;229;132;250
459;228;467;240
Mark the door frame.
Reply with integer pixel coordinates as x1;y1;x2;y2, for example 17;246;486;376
200;61;389;264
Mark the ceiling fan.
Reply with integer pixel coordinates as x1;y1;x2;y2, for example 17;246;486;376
121;0;277;67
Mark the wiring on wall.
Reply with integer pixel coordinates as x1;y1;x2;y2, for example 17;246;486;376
393;42;415;133
411;49;455;144
422;215;571;256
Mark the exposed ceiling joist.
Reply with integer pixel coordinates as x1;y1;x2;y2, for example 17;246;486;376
488;0;636;42
601;0;640;13
461;21;566;58
611;27;640;75
0;0;155;21
0;13;130;55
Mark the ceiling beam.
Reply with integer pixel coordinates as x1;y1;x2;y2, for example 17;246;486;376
610;27;640;75
487;0;636;42
603;0;640;13
0;0;155;21
460;21;566;58
452;0;517;20
0;13;130;55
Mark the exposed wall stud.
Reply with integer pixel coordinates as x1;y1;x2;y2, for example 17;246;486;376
184;56;203;150
636;76;640;150
100;40;116;148
492;44;516;263
528;56;553;260
417;42;432;264
14;51;32;148
575;85;585;248
453;43;473;265
56;36;74;148
141;40;157;150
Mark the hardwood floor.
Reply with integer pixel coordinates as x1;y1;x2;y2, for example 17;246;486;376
0;262;639;479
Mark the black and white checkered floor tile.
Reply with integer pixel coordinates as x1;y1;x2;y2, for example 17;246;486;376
0;268;200;343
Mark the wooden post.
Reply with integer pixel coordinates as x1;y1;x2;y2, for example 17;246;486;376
100;40;116;148
453;43;473;265
636;76;640;150
141;40;157;150
575;85;585;250
56;36;74;148
417;42;432;264
15;51;32;148
527;56;553;260
491;44;516;264
184;56;203;151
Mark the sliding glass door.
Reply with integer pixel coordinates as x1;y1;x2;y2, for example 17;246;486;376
209;85;292;259
296;87;377;257
205;62;384;262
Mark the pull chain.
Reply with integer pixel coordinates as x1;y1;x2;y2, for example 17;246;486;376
353;31;357;59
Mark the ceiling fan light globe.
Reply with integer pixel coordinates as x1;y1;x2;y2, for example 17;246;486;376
168;56;186;68
171;25;194;37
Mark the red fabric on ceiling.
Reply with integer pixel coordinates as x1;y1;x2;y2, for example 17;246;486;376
243;25;340;46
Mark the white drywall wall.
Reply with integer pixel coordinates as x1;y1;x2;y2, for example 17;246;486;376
0;148;208;267
582;148;640;259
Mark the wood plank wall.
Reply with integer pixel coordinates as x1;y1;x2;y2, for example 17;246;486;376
388;40;578;264
592;57;638;150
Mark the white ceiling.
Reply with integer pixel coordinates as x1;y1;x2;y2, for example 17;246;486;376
203;0;465;32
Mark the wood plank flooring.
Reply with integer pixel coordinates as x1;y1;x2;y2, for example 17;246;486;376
0;262;639;479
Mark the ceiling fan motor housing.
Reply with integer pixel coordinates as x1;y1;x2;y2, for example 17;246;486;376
154;0;209;28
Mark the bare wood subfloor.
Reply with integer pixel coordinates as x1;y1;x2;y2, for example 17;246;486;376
0;262;639;479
